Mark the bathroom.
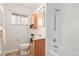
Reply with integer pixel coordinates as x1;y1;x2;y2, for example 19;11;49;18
0;3;46;56
1;3;79;56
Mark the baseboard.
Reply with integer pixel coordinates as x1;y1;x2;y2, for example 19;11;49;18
3;49;19;56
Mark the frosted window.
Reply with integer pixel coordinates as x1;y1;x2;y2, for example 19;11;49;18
21;16;28;25
16;15;20;24
11;13;28;25
11;14;17;24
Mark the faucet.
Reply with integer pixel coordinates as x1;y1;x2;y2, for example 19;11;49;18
35;33;42;37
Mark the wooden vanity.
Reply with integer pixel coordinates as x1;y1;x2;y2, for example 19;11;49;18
30;38;45;56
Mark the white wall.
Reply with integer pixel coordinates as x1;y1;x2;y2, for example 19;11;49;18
61;4;79;56
46;3;79;56
46;3;63;56
3;4;31;53
0;3;4;26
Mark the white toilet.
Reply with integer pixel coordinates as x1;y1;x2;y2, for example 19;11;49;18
19;43;30;56
17;36;30;56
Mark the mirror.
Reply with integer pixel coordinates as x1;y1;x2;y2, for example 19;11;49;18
38;6;46;27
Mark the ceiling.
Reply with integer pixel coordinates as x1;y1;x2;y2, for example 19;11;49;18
15;3;44;12
4;3;44;16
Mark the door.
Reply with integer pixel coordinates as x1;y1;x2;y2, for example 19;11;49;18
35;39;45;56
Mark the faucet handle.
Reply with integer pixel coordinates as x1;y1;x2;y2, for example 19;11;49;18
53;38;56;42
39;34;42;37
53;45;58;48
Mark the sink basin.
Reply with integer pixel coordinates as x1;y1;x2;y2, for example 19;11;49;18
32;36;45;40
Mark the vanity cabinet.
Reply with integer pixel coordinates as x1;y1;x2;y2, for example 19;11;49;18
30;39;45;56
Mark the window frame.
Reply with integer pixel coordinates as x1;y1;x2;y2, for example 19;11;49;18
11;13;28;25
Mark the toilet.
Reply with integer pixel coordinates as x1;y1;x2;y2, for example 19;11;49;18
19;43;30;56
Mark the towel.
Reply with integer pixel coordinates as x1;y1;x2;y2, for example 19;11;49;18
0;26;6;44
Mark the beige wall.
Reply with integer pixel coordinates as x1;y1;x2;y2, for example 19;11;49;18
3;4;31;53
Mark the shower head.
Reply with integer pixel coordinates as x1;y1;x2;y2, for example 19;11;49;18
53;8;60;12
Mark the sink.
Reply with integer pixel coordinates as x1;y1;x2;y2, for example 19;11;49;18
32;35;45;40
31;33;45;40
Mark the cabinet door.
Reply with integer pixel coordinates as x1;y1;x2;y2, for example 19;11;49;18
35;39;45;56
31;13;38;29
